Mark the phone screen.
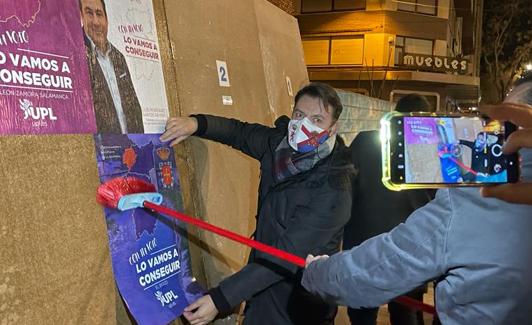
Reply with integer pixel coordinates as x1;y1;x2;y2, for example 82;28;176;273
391;116;517;184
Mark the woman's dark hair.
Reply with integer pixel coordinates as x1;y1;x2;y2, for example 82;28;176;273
395;93;432;113
294;82;343;121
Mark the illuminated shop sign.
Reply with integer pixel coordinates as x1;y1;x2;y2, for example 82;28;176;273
402;53;468;74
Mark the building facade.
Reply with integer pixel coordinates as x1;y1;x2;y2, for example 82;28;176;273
295;0;483;111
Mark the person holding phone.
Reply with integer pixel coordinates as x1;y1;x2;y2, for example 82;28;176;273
302;77;532;324
480;77;532;204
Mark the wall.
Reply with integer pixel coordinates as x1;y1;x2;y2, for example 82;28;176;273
256;0;310;119
298;10;448;67
439;0;451;19
336;89;395;145
0;135;116;324
367;0;395;11
163;0;308;323
0;0;308;324
267;0;299;14
383;11;447;41
434;39;448;56
364;33;395;67
0;0;183;323
299;11;385;35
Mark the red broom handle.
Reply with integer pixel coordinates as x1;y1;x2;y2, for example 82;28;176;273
143;201;436;315
143;201;306;267
395;296;436;315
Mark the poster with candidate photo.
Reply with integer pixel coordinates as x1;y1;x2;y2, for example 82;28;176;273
0;0;96;134
80;0;170;134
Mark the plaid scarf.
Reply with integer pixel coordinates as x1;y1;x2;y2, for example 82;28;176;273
273;134;336;182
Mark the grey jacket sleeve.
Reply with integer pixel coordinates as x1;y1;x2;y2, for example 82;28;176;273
302;189;453;308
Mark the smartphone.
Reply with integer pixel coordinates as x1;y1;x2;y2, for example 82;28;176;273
381;112;520;191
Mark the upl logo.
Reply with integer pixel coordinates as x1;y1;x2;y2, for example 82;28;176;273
155;290;179;307
19;99;57;122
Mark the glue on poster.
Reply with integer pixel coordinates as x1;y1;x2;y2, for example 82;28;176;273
81;0;169;134
94;134;204;325
0;0;96;134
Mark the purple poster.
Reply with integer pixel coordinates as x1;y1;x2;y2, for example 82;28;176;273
404;117;440;145
0;0;96;134
94;134;204;325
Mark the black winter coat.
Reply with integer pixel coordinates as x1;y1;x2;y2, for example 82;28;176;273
343;130;434;249
193;114;355;324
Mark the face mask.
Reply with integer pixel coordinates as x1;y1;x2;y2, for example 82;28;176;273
288;117;331;153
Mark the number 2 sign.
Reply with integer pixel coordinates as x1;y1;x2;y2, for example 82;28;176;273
216;60;230;87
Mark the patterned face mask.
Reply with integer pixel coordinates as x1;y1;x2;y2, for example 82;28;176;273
288;117;331;153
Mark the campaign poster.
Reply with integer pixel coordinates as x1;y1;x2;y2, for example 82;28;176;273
81;0;169;134
94;134;204;325
0;0;96;134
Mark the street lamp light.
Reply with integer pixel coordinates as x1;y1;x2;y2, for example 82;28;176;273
526;63;532;71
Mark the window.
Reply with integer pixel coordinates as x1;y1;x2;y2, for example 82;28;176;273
397;0;437;16
302;36;364;66
330;37;364;65
395;36;434;64
302;38;330;65
395;37;404;64
333;0;366;11
301;0;332;13
301;0;365;13
404;37;433;55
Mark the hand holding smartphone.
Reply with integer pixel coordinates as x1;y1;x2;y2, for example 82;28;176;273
479;103;532;204
381;111;519;191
